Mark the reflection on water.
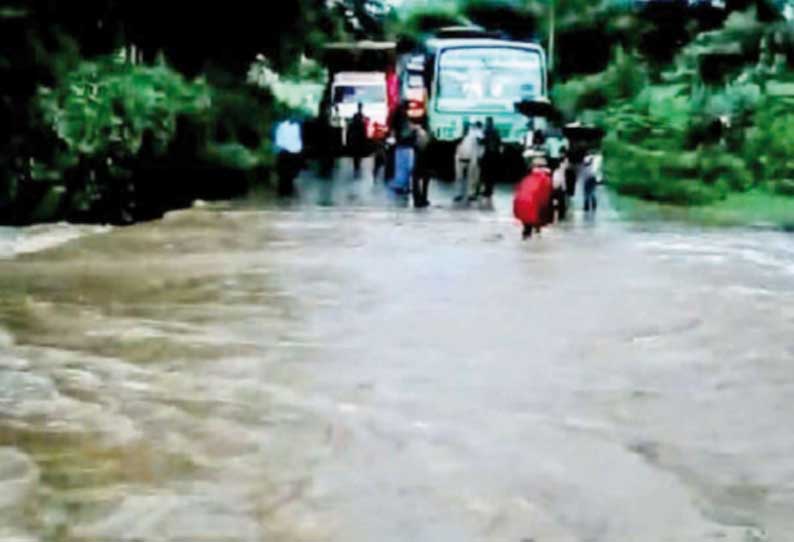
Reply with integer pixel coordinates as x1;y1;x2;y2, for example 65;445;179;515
0;168;792;541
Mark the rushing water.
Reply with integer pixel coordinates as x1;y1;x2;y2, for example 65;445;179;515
1;164;792;542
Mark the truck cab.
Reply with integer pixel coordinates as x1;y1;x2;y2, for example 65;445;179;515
321;41;398;148
330;72;389;144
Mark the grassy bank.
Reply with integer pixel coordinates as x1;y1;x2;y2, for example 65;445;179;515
610;187;794;229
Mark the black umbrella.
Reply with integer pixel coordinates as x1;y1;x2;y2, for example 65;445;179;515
562;123;605;143
514;99;562;122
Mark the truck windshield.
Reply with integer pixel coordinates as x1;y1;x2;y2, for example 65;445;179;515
437;47;543;113
333;85;386;104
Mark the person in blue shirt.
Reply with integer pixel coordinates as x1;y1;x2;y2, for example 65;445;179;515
274;117;304;197
389;102;416;196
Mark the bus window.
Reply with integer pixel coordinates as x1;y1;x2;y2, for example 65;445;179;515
407;75;424;88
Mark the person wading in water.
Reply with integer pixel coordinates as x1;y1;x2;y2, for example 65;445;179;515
412;123;432;208
478;116;502;206
274;116;304;197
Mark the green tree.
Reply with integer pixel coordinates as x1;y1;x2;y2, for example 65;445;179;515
0;0;348;223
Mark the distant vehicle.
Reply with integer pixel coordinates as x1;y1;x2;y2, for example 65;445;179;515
321;41;398;148
402;55;428;121
424;36;548;145
330;72;390;144
403;73;427;120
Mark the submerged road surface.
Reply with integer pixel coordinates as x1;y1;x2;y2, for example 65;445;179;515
1;163;793;542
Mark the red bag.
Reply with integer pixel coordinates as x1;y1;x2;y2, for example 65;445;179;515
514;168;553;226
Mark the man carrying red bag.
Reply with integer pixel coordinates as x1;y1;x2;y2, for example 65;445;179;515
513;157;554;240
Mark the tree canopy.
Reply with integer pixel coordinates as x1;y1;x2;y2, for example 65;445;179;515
0;0;353;222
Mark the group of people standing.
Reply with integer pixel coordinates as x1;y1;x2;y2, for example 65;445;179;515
346;101;434;207
366;107;505;210
274;104;600;240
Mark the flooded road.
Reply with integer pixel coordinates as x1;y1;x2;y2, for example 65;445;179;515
1;163;793;542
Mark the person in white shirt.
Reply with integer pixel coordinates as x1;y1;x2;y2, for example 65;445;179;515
454;121;484;203
274;118;304;197
552;155;569;221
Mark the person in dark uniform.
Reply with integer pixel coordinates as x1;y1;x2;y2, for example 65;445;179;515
412;124;431;208
348;102;368;178
479;117;502;204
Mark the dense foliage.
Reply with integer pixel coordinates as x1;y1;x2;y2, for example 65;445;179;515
0;0;349;224
550;5;794;205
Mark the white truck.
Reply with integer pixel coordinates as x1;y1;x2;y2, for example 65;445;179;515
321;41;398;150
329;71;390;145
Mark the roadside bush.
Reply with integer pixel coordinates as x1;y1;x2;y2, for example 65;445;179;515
604;137;727;205
38;58;212;166
615;177;726;205
553;5;794;208
744;97;794;186
461;0;540;40
33;57;280;223
34;58;209;221
554;76;610;118
698;149;753;191
553;48;648;119
205;84;284;170
774;179;794;196
601;84;689;151
598;63;762;205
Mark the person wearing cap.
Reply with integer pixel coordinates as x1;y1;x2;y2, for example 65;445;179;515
513;157;554;239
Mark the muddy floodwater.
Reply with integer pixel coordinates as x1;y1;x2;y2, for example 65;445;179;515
1;165;793;542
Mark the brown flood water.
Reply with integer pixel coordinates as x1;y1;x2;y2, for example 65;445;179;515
1;165;793;542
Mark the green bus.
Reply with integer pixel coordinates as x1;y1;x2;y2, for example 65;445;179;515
421;33;548;179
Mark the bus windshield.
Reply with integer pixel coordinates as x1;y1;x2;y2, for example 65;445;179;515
437;47;543;113
333;85;386;105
